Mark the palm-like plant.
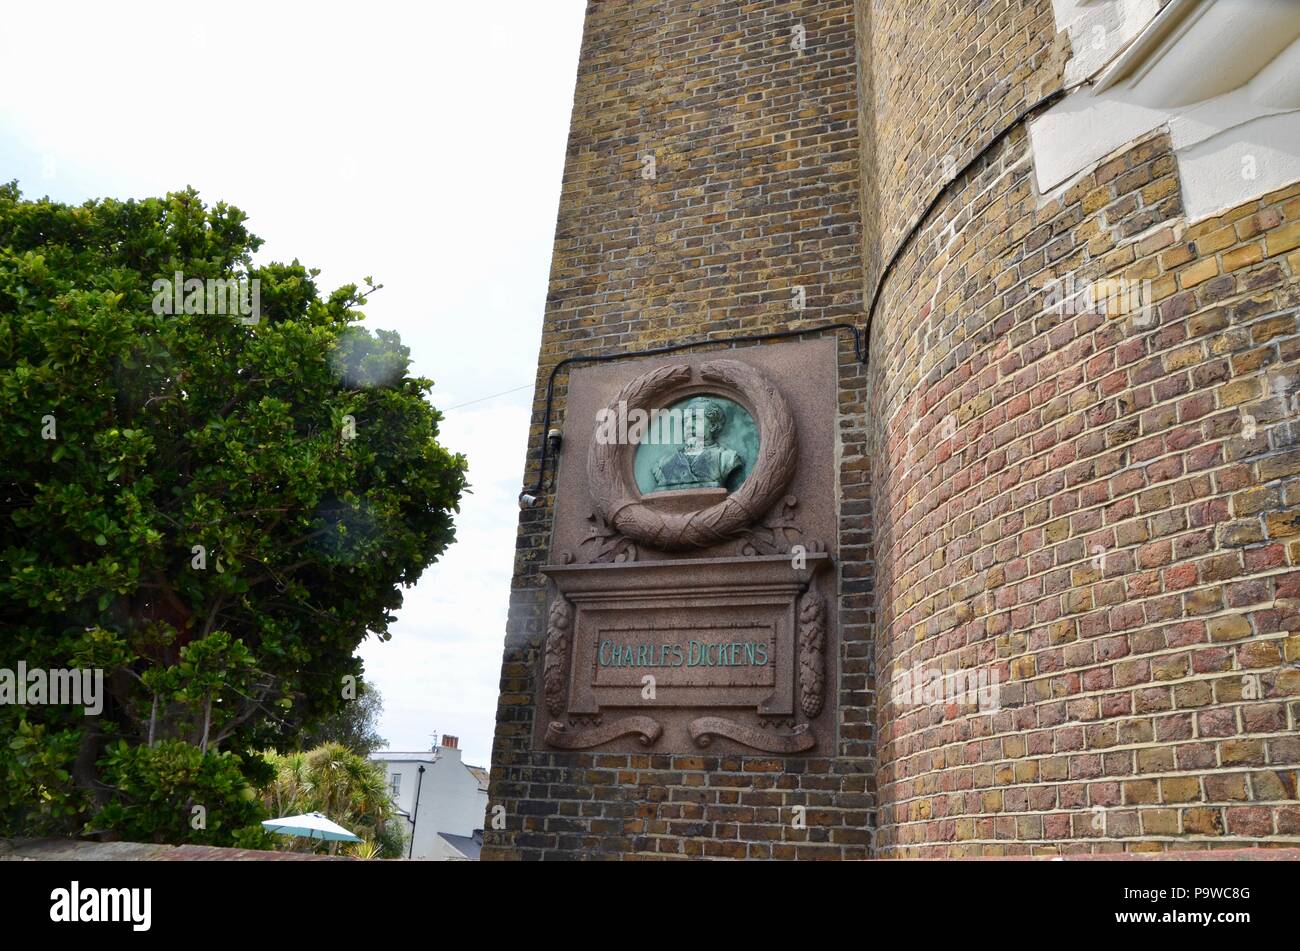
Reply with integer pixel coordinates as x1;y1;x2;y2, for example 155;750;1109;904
266;752;310;818
261;742;399;856
347;840;382;860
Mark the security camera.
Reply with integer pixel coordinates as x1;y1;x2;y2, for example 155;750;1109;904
547;428;562;454
519;493;541;509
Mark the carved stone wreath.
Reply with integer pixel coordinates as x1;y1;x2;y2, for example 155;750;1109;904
587;359;798;552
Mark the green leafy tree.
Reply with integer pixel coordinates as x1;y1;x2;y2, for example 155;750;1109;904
301;680;387;757
0;182;467;844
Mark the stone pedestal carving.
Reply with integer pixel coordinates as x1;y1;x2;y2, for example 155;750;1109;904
541;553;829;752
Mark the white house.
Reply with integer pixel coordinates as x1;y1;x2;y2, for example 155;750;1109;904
371;735;489;860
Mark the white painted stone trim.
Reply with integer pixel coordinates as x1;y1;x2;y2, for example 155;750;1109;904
1035;0;1300;222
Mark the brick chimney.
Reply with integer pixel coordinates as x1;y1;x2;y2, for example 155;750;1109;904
441;735;459;749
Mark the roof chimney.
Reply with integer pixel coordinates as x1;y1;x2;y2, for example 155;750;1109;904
441;735;459;749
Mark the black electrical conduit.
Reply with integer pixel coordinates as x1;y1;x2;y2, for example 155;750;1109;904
517;86;1068;505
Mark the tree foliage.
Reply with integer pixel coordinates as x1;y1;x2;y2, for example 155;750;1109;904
261;742;402;857
0;182;467;844
301;680;387;757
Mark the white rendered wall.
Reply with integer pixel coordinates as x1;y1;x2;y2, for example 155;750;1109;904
375;749;488;860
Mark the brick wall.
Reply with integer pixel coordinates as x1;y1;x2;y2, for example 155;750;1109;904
856;0;1065;293
488;0;1300;859
869;122;1300;854
484;0;874;860
863;0;1300;858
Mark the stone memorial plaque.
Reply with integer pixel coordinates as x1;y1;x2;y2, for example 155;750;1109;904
536;338;838;755
591;625;776;689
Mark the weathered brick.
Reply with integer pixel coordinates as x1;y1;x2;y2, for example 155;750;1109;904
489;0;1300;860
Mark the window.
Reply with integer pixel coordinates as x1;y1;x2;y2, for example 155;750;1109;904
390;773;401;797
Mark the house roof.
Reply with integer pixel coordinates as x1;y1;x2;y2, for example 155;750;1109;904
371;751;438;763
438;832;482;860
464;764;489;791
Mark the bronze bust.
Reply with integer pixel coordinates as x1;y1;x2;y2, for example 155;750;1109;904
652;398;742;490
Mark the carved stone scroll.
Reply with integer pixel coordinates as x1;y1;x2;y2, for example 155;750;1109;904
546;716;663;749
689;717;815;753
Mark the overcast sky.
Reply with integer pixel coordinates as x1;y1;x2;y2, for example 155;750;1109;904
0;0;589;768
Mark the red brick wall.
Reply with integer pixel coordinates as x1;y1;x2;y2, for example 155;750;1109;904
869;121;1300;854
